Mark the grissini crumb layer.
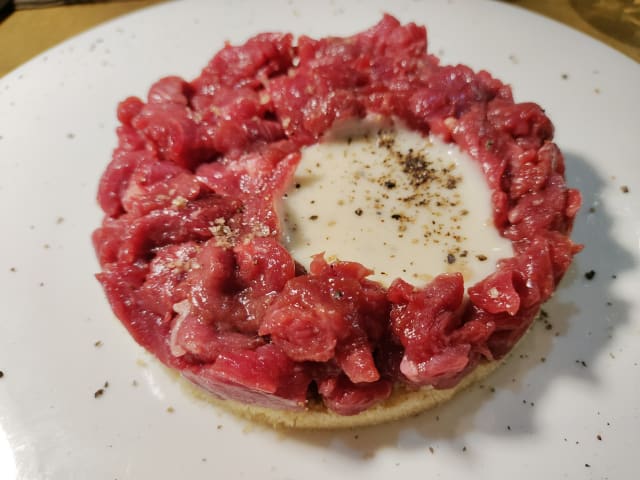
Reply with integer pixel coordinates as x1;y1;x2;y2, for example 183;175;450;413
182;352;505;429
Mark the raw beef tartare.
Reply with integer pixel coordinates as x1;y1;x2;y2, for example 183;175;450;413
93;15;581;427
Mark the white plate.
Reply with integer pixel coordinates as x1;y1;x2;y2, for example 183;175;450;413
1;1;638;478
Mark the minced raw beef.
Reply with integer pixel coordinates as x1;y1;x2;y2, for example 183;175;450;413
93;15;581;415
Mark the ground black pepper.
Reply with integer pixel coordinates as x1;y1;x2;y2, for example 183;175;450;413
584;270;596;280
401;152;431;186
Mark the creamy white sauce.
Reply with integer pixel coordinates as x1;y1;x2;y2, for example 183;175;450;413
280;117;513;287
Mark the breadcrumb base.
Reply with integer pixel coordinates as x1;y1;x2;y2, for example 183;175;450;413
180;358;502;430
165;315;538;430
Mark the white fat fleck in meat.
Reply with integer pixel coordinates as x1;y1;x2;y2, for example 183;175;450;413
171;195;188;208
169;300;191;357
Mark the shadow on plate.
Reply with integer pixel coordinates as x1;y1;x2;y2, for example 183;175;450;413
276;150;634;458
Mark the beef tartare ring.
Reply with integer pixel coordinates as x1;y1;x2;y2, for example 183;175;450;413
93;14;582;428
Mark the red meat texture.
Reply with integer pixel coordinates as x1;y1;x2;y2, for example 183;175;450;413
93;15;582;415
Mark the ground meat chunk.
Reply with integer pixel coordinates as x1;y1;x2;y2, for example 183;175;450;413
389;274;495;386
260;255;388;384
